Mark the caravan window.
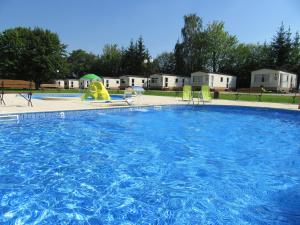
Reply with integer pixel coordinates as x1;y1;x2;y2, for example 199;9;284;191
254;74;269;83
151;78;158;84
254;75;261;82
193;76;203;84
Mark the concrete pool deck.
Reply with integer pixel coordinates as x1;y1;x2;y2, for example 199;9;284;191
0;94;299;115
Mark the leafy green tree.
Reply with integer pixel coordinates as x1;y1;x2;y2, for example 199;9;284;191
0;27;28;80
220;43;253;87
153;52;175;74
67;49;98;78
175;14;237;75
0;27;68;88
205;21;238;72
180;14;205;74
95;44;122;76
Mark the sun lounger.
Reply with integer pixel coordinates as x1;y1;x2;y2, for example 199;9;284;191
182;85;194;104
90;87;136;106
199;85;212;103
90;98;133;106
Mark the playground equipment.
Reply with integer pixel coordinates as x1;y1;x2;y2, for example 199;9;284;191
81;81;111;101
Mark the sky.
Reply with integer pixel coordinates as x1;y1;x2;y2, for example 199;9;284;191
0;0;300;57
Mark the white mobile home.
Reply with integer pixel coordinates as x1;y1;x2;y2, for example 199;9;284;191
79;75;102;89
149;74;190;90
120;75;148;89
79;79;91;89
251;69;298;92
191;71;236;90
103;77;120;89
64;79;79;89
55;80;65;89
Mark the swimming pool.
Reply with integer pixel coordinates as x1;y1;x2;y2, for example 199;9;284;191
0;106;299;224
32;93;123;100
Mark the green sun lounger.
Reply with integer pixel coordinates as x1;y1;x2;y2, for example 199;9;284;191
182;85;192;102
200;85;212;103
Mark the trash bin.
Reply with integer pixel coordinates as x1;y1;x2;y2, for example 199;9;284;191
213;91;219;99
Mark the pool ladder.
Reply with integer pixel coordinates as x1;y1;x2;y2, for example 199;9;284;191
0;115;19;124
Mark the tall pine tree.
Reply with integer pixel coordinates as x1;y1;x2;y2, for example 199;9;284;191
271;23;293;69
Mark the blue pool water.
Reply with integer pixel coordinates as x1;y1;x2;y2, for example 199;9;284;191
32;93;123;100
0;106;299;224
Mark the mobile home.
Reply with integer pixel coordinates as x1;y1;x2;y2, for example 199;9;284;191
191;71;236;90
103;77;120;89
64;79;79;89
55;80;65;89
251;69;298;92
149;74;190;90
79;74;102;89
120;75;148;89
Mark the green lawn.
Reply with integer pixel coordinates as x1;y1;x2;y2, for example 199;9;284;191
2;89;299;104
219;93;299;104
140;90;299;104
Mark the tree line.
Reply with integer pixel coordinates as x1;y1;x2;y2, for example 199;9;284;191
0;13;299;89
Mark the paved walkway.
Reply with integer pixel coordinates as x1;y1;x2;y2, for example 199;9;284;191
0;94;299;115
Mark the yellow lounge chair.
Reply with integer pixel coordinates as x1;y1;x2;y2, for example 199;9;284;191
200;85;212;103
182;85;193;103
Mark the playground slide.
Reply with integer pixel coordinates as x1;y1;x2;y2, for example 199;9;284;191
81;81;111;101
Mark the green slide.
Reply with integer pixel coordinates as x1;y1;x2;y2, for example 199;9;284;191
81;81;111;100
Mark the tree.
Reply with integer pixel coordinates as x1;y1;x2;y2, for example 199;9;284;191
0;27;68;88
291;33;300;68
96;44;122;76
174;41;187;75
0;27;28;80
153;52;175;74
121;37;151;75
270;23;293;69
121;40;137;74
205;21;238;72
67;49;98;78
175;14;237;75
180;14;205;74
290;32;300;86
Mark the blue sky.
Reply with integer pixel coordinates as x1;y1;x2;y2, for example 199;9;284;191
0;0;299;57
